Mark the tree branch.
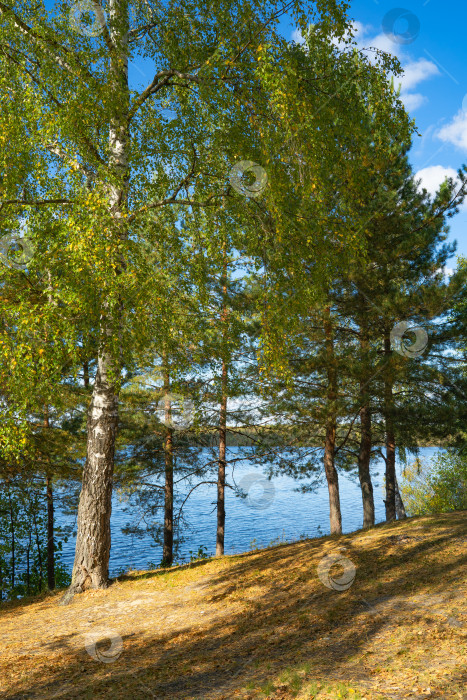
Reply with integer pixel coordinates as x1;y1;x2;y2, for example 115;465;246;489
129;69;201;121
0;44;63;107
44;142;94;178
0;1;93;79
0;198;74;211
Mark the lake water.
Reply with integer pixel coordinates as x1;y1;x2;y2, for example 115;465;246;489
56;447;439;576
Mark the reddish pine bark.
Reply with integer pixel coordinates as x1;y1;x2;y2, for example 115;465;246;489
323;309;342;534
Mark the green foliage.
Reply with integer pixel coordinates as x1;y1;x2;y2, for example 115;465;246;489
1;0;466;592
401;449;467;515
187;544;209;563
0;478;70;600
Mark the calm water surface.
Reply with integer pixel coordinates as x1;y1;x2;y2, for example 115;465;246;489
56;447;439;576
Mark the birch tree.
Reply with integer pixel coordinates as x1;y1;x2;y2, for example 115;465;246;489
1;0;354;594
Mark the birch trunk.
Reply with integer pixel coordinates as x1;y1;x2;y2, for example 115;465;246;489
66;0;129;598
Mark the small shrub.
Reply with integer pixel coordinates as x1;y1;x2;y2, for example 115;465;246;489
401;449;467;515
188;544;209;562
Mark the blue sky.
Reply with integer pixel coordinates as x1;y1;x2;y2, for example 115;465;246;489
286;1;467;264
49;1;467;265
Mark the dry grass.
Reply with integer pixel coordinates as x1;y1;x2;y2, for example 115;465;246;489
1;511;466;700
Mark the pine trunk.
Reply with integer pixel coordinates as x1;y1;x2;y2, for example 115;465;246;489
216;245;228;556
395;476;407;519
216;359;227;556
384;334;396;522
357;323;375;528
83;361;89;390
323;308;342;534
46;475;55;590
8;492;15;589
162;368;174;567
358;400;374;527
324;422;342;533
26;533;31;595
32;511;43;592
44;407;55;590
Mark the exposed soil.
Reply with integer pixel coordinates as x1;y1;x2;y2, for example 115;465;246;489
1;511;466;700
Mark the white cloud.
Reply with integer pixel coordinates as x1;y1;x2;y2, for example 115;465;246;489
345;21;402;58
435;266;455;279
348;20;367;37
437;110;467;152
400;93;427;111
396;58;440;92
329;20;374;50
360;31;402;57
414;165;458;197
414;166;466;212
291;27;305;44
373;52;438;112
291;21;439;113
